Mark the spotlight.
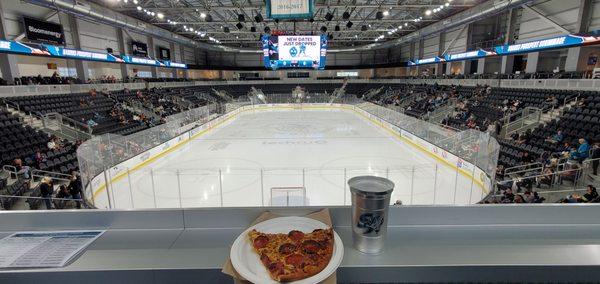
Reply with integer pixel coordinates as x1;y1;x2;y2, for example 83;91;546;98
136;6;141;11
236;22;244;29
264;26;271;33
254;13;263;23
320;26;327;33
334;25;340;31
250;26;257;32
342;11;350;20
361;25;368;31
383;10;389;16
205;14;213;22
238;14;245;22
223;26;230;33
346;21;353;28
324;12;334;21
200;12;206;18
375;11;383;20
157;13;164;19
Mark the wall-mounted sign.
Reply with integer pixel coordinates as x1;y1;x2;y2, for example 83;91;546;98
131;41;148;57
266;0;314;19
336;71;359;77
23;17;65;45
158;47;170;60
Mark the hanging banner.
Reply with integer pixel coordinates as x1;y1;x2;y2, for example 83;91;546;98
266;0;314;19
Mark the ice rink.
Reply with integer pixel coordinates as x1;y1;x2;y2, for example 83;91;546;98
96;107;485;209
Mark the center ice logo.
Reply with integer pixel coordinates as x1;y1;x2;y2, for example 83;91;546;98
289;46;298;57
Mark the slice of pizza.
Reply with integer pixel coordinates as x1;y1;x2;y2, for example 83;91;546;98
248;228;334;282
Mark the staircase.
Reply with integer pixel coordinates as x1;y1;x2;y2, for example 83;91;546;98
5;106;44;130
329;80;349;103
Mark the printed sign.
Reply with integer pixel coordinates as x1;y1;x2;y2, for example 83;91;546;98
131;41;148;57
158;47;170;60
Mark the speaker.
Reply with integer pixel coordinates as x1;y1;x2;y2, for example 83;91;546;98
334;25;340;31
376;11;383;20
361;25;368;31
106;48;113;54
223;26;230;33
250;26;257;32
236;22;244;29
254;13;263;23
238;14;245;22
342;11;350;20
205;14;213;22
264;26;271;33
346;21;353;28
320;26;327;33
324;12;333;21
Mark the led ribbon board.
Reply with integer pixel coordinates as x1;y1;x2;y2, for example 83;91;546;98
0;40;187;69
444;49;495;62
266;0;314;19
262;35;327;70
494;35;600;55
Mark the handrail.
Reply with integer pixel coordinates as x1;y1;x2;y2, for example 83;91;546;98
31;169;72;182
505;162;543;175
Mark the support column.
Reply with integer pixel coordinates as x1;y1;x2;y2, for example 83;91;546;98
445;62;452;75
0;1;19;84
565;0;592;72
477;58;486;74
180;45;188;79
146;36;158;78
461;61;470;75
501;56;515;74
525;52;539;73
501;8;518;74
116;28;129;81
436;32;445;76
68;15;90;82
169;42;177;78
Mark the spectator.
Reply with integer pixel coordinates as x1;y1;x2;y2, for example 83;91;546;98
13;158;30;180
67;171;83;209
590;143;600;177
571;138;590;162
39;177;54;210
545;130;564;144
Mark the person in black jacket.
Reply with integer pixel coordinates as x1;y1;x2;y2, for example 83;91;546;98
39;177;54;210
68;172;83;209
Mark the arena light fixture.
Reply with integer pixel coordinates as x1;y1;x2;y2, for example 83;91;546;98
157;13;164;19
255;13;263;23
425;9;432;16
205;14;213;22
133;0;138;3
136;6;141;11
361;25;368;31
383;10;389;16
324;12;334;21
342;11;351;20
445;2;450;6
200;12;206;18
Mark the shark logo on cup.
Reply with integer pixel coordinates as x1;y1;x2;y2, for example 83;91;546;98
357;212;384;236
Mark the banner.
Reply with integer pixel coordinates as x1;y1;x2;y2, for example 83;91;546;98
494;35;600;55
266;0;314;19
23;17;65;45
444;49;495;62
131;41;148;57
0;40;186;69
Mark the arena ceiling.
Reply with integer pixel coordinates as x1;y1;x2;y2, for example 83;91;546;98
99;0;485;48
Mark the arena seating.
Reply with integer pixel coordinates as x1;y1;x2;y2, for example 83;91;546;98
0;109;50;166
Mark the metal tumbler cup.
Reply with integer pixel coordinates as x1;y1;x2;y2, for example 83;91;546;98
348;176;395;254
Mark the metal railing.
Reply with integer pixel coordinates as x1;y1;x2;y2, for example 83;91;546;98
41;112;93;140
502;107;542;138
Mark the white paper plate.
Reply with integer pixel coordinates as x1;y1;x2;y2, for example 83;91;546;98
230;216;344;284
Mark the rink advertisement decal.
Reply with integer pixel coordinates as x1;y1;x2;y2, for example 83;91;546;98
90;103;490;205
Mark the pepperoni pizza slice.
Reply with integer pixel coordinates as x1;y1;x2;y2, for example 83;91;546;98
248;228;334;282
